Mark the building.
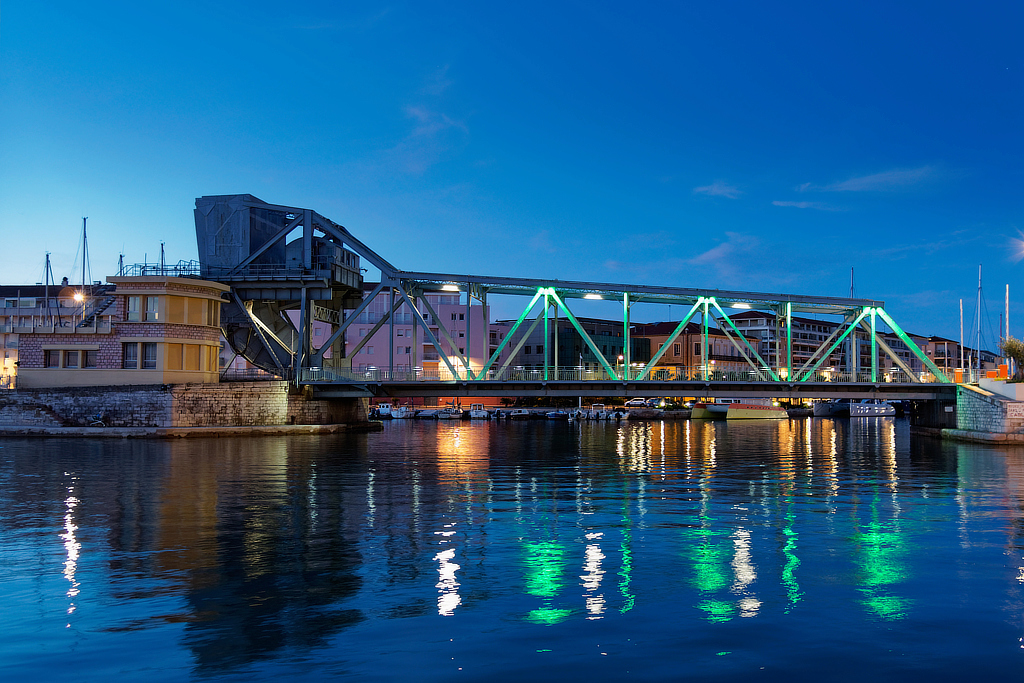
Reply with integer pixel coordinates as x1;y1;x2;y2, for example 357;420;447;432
631;320;758;379
491;316;650;378
339;283;504;378
12;275;228;388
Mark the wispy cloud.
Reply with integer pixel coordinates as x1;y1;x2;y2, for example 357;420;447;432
772;200;839;211
688;232;759;266
420;65;453;96
800;166;936;193
384;105;469;174
693;181;742;199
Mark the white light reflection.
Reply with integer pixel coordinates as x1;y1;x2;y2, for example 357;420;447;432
433;547;462;616
731;528;760;617
367;469;376;528
581;532;606;619
62;486;82;620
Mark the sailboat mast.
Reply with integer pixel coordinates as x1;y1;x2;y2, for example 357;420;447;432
960;298;964;373
977;264;982;372
81;217;90;295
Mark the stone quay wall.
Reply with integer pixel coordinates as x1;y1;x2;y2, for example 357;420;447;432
957;385;1024;435
0;382;368;428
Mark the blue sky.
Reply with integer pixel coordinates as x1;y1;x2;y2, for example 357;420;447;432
2;1;1021;346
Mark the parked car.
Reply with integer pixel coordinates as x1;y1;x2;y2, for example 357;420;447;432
625;398;647;407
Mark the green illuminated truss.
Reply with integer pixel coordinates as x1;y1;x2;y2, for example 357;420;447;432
311;269;951;386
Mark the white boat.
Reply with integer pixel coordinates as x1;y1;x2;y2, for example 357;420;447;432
371;404;393;419
849;399;895;417
437;406;463;420
509;408;532;420
391;405;415;419
468;404;490;419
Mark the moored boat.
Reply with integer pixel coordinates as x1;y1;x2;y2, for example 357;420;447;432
691;401;730;419
391;405;415;419
370;404;393;419
436;406;463;420
509;408;532;420
726;402;787;420
849;399;895;417
468;403;490;419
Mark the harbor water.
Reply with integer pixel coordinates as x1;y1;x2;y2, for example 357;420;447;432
2;418;1024;680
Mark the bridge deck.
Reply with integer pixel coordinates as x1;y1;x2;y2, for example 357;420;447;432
310;379;957;400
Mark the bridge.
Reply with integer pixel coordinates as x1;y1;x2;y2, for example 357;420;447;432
191;194;956;401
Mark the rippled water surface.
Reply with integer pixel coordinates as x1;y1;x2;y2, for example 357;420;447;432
3;418;1024;680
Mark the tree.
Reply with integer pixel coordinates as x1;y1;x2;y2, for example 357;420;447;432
1000;336;1024;381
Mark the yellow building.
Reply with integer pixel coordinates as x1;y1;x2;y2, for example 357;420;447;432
15;276;229;388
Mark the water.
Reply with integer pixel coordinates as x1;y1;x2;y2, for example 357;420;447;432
2;418;1024;681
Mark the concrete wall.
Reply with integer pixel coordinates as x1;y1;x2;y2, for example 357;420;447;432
956;385;1024;434
0;382;367;428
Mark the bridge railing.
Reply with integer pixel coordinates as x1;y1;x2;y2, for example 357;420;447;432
300;364;956;384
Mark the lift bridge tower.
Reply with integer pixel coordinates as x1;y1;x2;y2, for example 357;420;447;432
194;194;393;378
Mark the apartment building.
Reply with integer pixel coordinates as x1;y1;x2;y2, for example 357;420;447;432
492;316;650;375
340;283;506;376
631;320;758;378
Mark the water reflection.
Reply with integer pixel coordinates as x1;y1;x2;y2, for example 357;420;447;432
4;419;1024;678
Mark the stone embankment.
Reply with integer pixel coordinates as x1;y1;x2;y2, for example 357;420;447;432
0;382;376;437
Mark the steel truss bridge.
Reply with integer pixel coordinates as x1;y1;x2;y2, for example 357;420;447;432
193;195;955;401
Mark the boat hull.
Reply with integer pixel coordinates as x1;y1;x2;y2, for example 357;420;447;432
726;403;787;420
691;403;729;419
850;401;895;417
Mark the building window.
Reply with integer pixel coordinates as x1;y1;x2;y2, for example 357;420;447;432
459;313;464;321
44;350;60;368
674;343;680;356
525;346;532;354
459;347;464;354
63;350;79;368
145;296;159;321
142;343;158;369
537;345;543;355
694;342;700;356
126;296;141;322
83;350;97;368
405;346;411;354
367;346;374;355
451;313;457;321
458;332;464;338
185;344;201;371
123;344;138;369
360;328;366;337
